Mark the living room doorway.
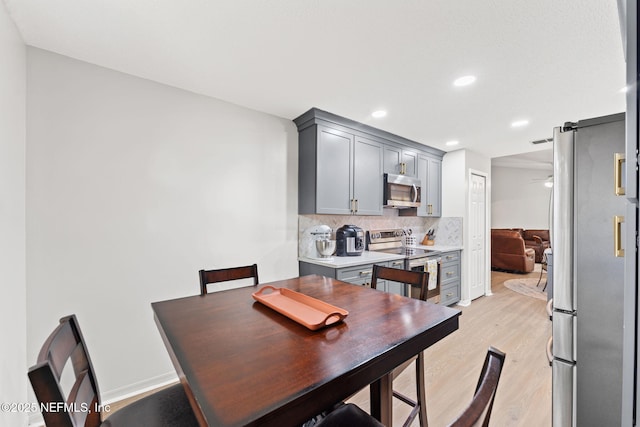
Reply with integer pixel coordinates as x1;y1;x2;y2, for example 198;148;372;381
469;171;487;300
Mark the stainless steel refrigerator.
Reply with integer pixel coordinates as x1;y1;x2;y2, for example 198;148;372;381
552;113;627;426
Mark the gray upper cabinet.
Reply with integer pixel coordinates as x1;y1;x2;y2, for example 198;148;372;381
417;154;442;217
299;124;383;215
315;126;354;215
295;108;444;216
383;145;418;177
353;136;384;215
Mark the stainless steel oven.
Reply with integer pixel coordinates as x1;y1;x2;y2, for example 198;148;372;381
367;229;441;301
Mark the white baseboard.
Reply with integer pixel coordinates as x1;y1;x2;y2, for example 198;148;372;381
101;372;179;404
28;372;179;427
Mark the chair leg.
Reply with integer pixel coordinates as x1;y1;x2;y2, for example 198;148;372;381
415;352;428;427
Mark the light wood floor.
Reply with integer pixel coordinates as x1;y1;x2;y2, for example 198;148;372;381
108;269;552;426
347;268;552;426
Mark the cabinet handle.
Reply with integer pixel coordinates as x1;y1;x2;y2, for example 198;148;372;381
615;153;625;196
400;162;406;174
427;204;433;215
614;215;625;257
359;270;372;276
446;292;453;297
446;272;454;276
446;255;453;260
391;261;403;267
355;199;358;213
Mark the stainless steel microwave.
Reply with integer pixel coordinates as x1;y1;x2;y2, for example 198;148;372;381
383;173;421;208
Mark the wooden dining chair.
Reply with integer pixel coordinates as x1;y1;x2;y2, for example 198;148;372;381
321;347;506;427
28;314;199;427
199;263;259;295
370;264;436;427
447;346;506;427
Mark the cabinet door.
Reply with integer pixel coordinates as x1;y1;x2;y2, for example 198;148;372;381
383;146;417;177
316;126;353;214
417;154;442;217
353;136;383;215
383;145;402;174
401;150;418;177
427;157;442;216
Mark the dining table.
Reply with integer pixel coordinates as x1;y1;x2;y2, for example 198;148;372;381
152;274;461;427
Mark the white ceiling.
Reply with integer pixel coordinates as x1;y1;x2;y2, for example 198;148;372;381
493;149;553;170
3;0;626;158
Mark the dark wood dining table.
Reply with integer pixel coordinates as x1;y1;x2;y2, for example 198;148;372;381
152;274;461;427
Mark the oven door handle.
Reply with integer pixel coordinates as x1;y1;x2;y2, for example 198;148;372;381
411;184;418;203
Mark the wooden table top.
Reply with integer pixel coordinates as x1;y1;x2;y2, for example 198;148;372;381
152;275;461;427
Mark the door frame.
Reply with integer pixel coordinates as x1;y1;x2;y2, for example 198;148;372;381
465;169;491;304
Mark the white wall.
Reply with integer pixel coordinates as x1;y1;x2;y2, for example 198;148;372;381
491;165;552;229
0;2;27;426
442;149;492;305
26;48;299;403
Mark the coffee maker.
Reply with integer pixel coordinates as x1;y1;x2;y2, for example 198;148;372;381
336;225;364;256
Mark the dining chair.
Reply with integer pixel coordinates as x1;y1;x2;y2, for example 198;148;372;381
199;263;259;295
28;314;199;427
370;264;437;427
321;347;506;427
447;346;506;427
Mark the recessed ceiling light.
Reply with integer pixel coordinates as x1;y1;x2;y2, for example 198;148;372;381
453;75;476;87
511;119;529;128
445;140;459;146
371;110;387;118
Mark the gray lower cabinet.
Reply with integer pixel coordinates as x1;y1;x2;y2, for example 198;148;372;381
439;250;461;305
299;261;404;296
298;124;383;215
417;154;442;217
386;258;407;296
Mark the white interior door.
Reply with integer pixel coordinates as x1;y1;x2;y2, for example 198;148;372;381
469;173;486;300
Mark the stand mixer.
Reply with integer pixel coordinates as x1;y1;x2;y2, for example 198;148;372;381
309;225;336;259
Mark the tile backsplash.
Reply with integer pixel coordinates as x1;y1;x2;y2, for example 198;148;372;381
299;211;463;257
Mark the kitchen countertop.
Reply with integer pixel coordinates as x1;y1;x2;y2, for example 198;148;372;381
413;244;464;253
299;245;463;268
299;251;404;268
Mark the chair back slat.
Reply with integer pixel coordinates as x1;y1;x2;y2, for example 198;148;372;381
38;321;78;380
28;315;102;427
68;369;101;427
199;264;259;295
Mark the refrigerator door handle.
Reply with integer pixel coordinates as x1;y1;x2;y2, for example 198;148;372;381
546;336;553;366
614;215;625;257
615;153;626;196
